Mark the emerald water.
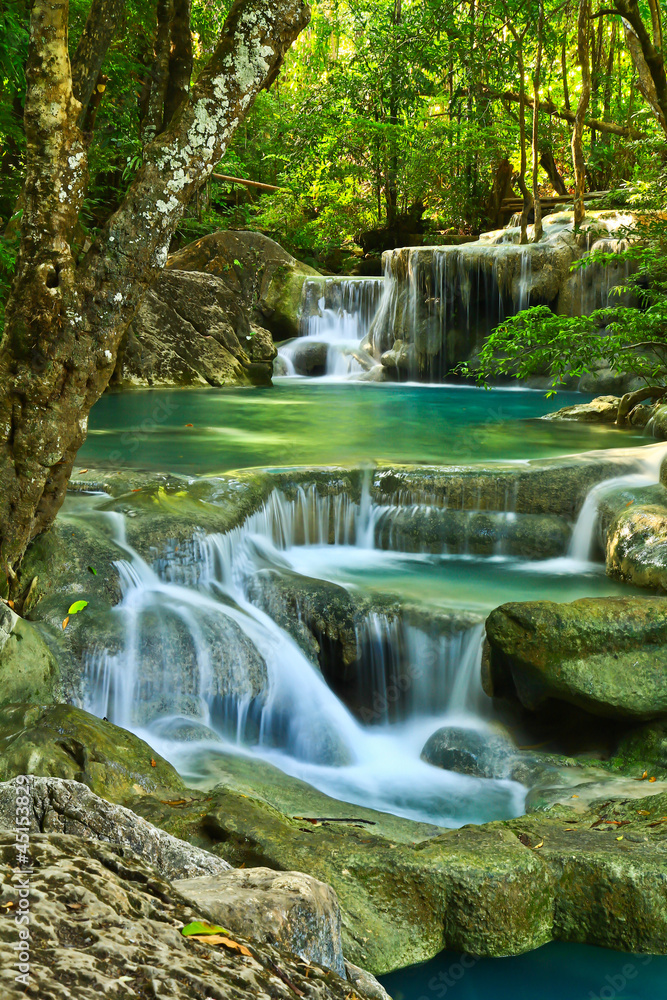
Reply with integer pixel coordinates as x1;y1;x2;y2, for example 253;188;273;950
76;380;665;996
379;941;667;999
80;382;647;474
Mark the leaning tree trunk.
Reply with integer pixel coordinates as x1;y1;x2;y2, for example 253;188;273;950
0;0;310;594
571;0;591;224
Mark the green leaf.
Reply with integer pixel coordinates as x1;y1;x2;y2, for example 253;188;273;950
87;566;97;576
233;258;241;266
67;600;89;616
181;921;231;937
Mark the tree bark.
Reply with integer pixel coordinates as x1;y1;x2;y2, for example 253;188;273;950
572;0;591;225
71;0;126;126
0;0;311;589
164;0;193;126
539;147;568;195
532;0;544;242
142;0;174;141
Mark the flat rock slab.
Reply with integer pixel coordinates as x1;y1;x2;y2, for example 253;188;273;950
175;867;346;977
484;597;667;720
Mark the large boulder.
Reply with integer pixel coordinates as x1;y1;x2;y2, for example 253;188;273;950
0;833;382;1000
0;776;231;881
483;597;667;720
113;268;276;388
0;604;62;708
542;395;621;424
0;704;185;801
112;231;320;389
174;867;346;977
167;229;320;341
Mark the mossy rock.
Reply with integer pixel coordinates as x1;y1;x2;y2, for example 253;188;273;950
484;597;667;720
0;606;62;708
0;704;184;802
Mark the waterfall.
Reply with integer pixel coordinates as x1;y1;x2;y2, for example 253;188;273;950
277;277;384;378
79;486;525;826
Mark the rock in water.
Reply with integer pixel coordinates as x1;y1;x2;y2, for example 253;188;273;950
0;777;231;881
542;395;621;423
174;867;346;977
421;725;516;778
483;597;667;719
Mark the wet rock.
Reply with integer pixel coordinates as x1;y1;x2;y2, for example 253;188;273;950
368;211;636;381
420;725;516;778
0;776;231;880
542;395;621;423
345;962;392;1000
596;481;667;591
0;703;185;802
290;339;329;376
0;604;62;709
0;833;380;1000
610;719;667;779
246;568;481;722
174;867;346;977
371;451;644;519
484;597;667;720
375;507;571;559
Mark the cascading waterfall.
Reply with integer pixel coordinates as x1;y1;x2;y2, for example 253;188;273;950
277;277;384;378
80;483;525;826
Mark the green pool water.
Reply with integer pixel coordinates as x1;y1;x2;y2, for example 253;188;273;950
80;382;647;474
79;381;664;996
379;941;667;999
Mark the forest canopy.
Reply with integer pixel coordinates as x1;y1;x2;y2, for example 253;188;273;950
3;0;667;280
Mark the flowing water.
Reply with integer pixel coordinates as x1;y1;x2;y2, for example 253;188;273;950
73;289;667;993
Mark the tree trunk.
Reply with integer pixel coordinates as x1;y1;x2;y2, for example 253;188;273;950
532;0;544;241
572;0;591;225
71;0;126;126
0;0;310;591
539;147;568;195
615;0;667;134
163;0;193;126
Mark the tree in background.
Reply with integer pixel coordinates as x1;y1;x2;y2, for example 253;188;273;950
0;0;310;589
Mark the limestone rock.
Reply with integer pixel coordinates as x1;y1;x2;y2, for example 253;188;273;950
0;833;380;1000
542;395;621;423
484;597;667;719
166;229;320;340
0;604;62;708
0;703;185;801
174;867;346;977
0;776;231;881
114;269;276;388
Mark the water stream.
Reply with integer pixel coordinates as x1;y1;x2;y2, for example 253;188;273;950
71;278;667;994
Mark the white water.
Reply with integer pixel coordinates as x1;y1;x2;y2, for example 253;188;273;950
278;277;383;378
81;486;525;827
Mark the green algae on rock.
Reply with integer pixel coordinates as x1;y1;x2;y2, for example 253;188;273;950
0;704;185;801
483;597;667;720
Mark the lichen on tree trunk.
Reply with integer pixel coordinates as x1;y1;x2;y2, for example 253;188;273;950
0;0;311;594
